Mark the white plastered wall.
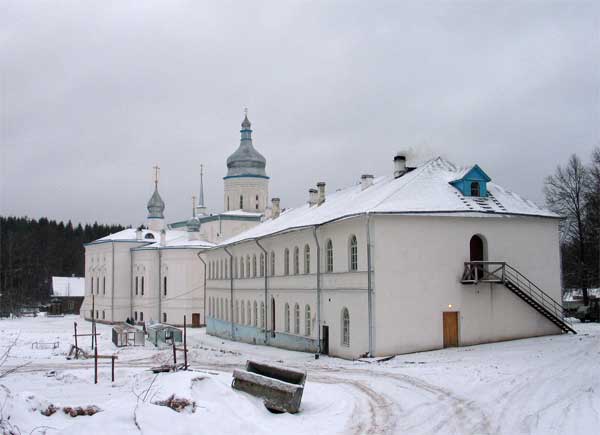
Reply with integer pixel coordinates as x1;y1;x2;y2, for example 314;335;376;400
223;177;269;213
372;214;562;356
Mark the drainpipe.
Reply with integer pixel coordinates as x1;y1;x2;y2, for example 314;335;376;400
158;249;162;323
111;242;115;323
366;212;373;357
255;239;269;343
196;251;207;326
130;248;134;320
223;246;234;339
312;226;321;354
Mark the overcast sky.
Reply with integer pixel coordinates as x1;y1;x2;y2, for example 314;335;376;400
1;1;598;226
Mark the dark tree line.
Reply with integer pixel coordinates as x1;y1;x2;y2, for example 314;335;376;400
0;216;125;313
545;147;600;304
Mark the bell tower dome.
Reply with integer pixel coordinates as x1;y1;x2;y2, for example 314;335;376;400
223;110;269;213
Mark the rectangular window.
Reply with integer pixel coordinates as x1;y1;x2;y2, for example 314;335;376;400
135;276;138;295
96;277;99;294
163;276;167;296
90;277;93;293
134;311;138;321
103;277;106;295
102;310;105;320
140;312;144;321
96;310;98;319
163;312;167;322
141;277;144;295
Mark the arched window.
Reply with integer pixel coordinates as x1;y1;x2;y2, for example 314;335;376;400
253;254;257;277
326;239;334;272
305;305;311;336
260;302;265;328
240;257;244;278
270;251;275;276
470;181;480;197
246;256;251;278
284;303;290;332
253;301;258;327
235;300;239;323
241;301;245;324
294;304;300;334
304;244;311;274
284;249;290;275
233;257;238;279
259;253;264;277
293;247;300;275
349;235;358;271
240;195;243;209
247;300;252;326
342;308;350;346
103;277;106;294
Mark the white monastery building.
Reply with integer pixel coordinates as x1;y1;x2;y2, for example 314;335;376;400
82;113;575;358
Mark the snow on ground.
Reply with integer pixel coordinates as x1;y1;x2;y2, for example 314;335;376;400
0;315;598;434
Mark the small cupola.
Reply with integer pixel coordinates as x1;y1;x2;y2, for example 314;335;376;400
449;164;491;197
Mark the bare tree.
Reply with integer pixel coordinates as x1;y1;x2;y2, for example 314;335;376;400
544;154;591;304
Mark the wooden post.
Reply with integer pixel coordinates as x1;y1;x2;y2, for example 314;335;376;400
94;346;98;384
111;356;115;382
172;340;177;368
91;294;96;350
184;315;188;370
74;322;78;358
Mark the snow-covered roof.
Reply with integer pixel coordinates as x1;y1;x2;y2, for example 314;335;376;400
220;210;263;218
89;228;213;249
52;277;85;297
218;157;558;247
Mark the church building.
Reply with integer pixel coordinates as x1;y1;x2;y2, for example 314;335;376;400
80;114;268;327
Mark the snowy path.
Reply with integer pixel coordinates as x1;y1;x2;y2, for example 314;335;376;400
1;315;598;434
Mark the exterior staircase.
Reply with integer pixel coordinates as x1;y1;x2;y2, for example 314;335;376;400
461;261;576;334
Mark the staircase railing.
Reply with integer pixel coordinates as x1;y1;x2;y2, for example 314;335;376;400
461;261;573;330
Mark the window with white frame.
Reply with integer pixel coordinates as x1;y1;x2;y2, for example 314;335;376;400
349;235;358;271
259;253;264;277
270;251;275;276
235;300;239;323
304;244;310;274
246;256;251;278
284;249;290;275
247;301;251;326
293;247;299;275
260;302;265;328
294;303;300;334
241;301;245;324
225;299;229;321
253;301;258;326
305;305;311;336
326;239;334;272
284;303;290;332
342;307;350;346
240;257;244;278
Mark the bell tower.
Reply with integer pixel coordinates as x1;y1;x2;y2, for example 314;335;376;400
223;110;269;213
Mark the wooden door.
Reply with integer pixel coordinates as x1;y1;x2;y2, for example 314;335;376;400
192;313;200;327
443;312;459;348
